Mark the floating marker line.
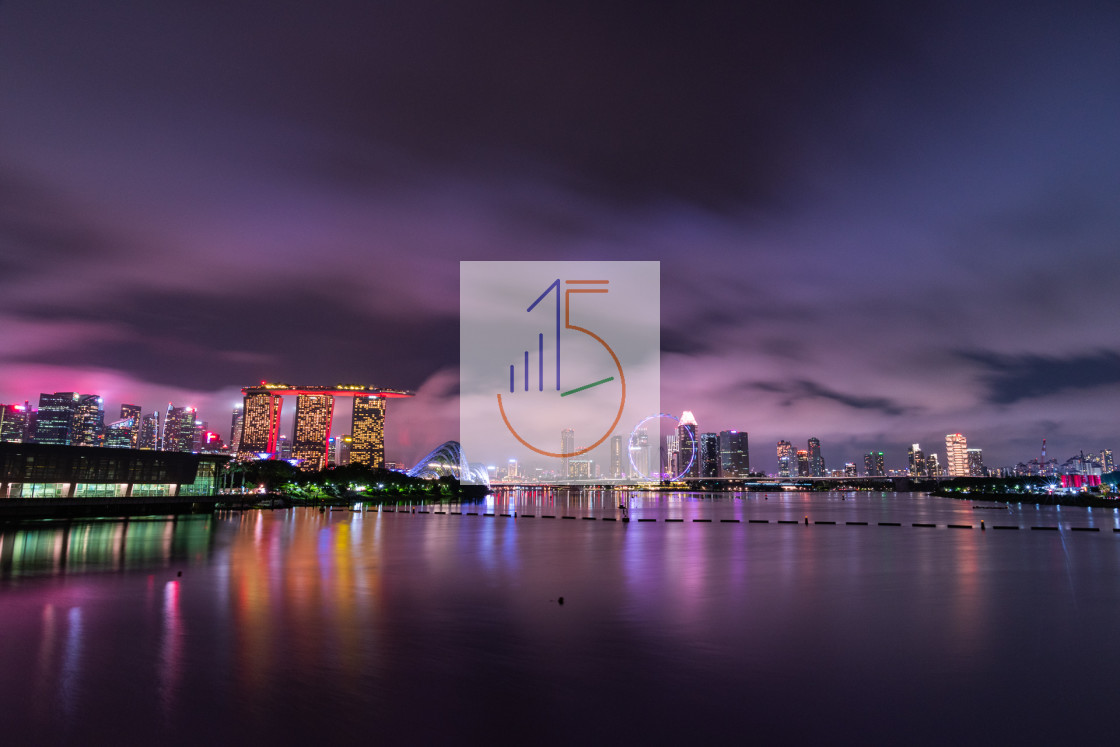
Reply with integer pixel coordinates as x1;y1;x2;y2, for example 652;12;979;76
379;511;1118;536
560;376;614;397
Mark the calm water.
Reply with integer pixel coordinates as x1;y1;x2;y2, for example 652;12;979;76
2;491;1120;745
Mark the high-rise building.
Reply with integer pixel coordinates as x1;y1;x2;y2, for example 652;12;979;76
796;450;810;477
72;395;104;447
807;437;823;477
104;418;134;448
191;420;207;452
699;432;720;478
629;428;650;479
240;391;283;457
1101;449;1114;473
138;412;160;450
200;430;223;452
277;435;292;461
0;404;29;443
230;405;244;456
908;444;926;477
568;459;592;479
777;440;793;478
967;448;985;477
844;462;857;477
719;430;750;477
337;434;352;466
162;404;197;452
35;392;82;445
609;435;624;478
506;458;519;479
291;394;334;471
946;433;968;477
678;411;699;478
864;451;884;477
561;428;575;478
666;434;679;476
350;395;386;468
926;452;941;477
120;404;142;448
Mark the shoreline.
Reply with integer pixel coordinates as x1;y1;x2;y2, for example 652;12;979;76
935;490;1120;510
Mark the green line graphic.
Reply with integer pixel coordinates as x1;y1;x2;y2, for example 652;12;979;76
560;376;615;397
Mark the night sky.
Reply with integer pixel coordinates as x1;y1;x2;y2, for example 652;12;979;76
1;1;1118;471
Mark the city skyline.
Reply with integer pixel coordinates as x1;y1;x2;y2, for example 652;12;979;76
0;385;1112;478
1;2;1118;469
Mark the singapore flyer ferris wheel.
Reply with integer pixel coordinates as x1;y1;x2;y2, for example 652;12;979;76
628;413;697;481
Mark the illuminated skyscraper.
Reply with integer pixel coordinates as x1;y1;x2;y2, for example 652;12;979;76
796;449;810;477
629;428;650;478
351;395;386;468
844;462;857;477
230;405;244;456
162;404;196;452
1100;449;1114;473
0;404;29;443
337;434;352;466
119;404;142;447
35;392;83;445
777;440;793;478
678;411;698;478
291;394;334;471
864;451;885;477
561;428;575;478
73;395;104;447
908;444;926;477
699;432;720;478
926;452;941;477
719;430;750;477
945;433;968;477
104;418;134;448
138;412;160;450
610;435;624;478
807;437;823;477
967;448;985;477
568;459;591;478
240;391;283;457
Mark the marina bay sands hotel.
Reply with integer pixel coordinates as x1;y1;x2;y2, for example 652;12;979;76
239;383;413;470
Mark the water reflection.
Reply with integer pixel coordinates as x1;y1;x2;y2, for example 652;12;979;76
2;498;1120;745
160;580;182;712
0;516;213;579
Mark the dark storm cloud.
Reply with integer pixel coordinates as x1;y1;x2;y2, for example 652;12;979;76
751;379;917;417
0;167;118;276
62;0;945;211
1;0;1118;465
961;350;1120;405
12;286;456;390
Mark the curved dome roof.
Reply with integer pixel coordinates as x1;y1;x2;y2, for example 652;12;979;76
406;441;490;487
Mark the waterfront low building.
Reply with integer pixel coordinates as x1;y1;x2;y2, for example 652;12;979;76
0;442;226;499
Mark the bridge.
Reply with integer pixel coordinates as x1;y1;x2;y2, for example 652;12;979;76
490;476;940;491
